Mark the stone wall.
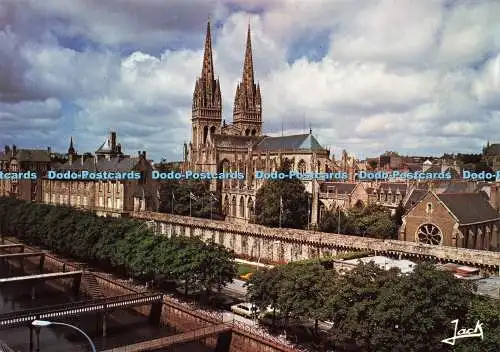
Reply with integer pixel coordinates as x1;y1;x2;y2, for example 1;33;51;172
132;211;500;269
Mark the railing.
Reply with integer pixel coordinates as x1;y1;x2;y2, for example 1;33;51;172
231;320;302;351
0;292;162;329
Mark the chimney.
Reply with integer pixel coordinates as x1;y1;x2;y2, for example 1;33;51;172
490;184;498;212
138;151;141;157
117;144;121;154
142;151;146;159
47;146;51;153
110;132;117;150
12;145;16;157
81;155;84;165
4;145;10;154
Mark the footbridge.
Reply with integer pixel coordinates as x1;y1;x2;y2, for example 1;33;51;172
102;324;233;352
0;292;164;334
0;244;24;252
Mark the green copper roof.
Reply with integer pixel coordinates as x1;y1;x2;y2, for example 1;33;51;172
255;133;325;152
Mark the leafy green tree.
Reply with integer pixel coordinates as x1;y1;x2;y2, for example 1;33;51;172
362;263;475;352
254;160;309;229
325;261;400;350
277;262;336;333
349;204;398;239
247;266;286;312
319;209;356;234
197;241;237;296
159;179;223;220
456;295;500;352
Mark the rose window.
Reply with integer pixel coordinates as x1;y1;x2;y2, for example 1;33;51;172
417;224;442;245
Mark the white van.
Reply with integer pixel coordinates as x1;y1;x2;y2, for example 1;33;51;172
230;302;259;318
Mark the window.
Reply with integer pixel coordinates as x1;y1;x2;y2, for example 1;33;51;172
77;195;81;205
116;198;121;209
417;223;442;245
107;197;112;208
298;159;306;173
83;196;88;206
426;203;433;214
99;196;104;207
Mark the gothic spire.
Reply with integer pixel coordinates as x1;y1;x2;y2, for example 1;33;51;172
242;22;255;89
68;136;75;155
201;18;214;82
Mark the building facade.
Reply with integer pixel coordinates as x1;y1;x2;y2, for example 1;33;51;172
399;190;500;251
0;145;54;202
42;132;158;217
184;20;352;225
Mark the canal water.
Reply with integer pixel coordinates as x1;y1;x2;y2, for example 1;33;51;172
0;260;213;352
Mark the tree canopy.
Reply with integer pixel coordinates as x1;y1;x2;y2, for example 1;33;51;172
246;259;500;351
320;204;400;239
0;197;236;297
254;159;309;229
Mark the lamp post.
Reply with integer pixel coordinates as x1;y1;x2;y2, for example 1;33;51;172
31;320;96;352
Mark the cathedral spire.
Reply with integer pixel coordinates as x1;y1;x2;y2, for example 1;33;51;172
232;21;262;136
68;136;75;155
242;22;255;89
201;18;214;82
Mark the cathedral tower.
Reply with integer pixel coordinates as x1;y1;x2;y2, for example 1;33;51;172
233;23;262;136
192;19;222;149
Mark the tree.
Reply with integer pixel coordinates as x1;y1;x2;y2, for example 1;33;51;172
319;209;355;234
456;295;500;352
366;263;476;352
197;241;237;297
159;179;224;220
254;160;309;229
325;261;399;350
349;204;398;239
277;262;336;333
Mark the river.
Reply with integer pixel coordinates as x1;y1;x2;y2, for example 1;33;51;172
0;260;213;352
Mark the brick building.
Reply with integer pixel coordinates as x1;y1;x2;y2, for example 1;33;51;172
400;190;500;251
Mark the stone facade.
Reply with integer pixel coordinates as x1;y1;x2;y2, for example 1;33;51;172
132;211;500;270
183;20;360;226
0;145;54;202
41;132;158;217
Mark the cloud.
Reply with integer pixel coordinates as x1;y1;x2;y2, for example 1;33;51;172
1;0;500;161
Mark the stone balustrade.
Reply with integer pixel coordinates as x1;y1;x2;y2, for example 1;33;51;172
131;211;500;270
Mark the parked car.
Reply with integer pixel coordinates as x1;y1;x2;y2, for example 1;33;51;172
230;302;259;318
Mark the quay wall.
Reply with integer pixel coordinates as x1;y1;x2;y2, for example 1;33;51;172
1;239;298;352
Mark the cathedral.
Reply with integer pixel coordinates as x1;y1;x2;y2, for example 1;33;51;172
184;20;353;225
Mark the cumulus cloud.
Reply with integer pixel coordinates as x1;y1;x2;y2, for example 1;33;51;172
1;0;500;160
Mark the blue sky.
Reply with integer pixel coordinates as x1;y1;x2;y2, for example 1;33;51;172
1;0;500;161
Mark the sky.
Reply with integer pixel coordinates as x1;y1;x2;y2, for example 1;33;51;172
1;0;500;162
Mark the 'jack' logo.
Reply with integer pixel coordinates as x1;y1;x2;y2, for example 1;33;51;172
441;319;484;345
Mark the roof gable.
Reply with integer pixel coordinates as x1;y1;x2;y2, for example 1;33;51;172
437;193;500;225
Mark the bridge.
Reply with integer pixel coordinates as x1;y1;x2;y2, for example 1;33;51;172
0;244;24;252
0;252;45;273
0;271;82;300
0;252;44;260
102;324;232;352
0;292;163;336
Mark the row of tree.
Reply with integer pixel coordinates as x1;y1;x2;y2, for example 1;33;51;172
319;203;403;239
0;197;236;297
247;261;499;351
